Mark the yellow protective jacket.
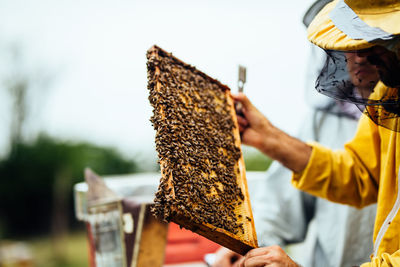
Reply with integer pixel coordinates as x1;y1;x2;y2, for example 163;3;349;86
292;84;400;266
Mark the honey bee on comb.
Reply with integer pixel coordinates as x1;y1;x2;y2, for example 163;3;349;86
146;45;258;255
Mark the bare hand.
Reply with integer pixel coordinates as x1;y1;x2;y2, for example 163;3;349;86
239;246;299;267
212;247;243;267
232;93;274;153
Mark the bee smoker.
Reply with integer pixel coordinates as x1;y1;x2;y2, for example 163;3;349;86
74;169;168;267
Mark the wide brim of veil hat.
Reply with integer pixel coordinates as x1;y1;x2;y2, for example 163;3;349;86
307;0;400;51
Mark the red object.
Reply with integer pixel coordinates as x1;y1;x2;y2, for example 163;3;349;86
164;223;221;264
86;222;96;267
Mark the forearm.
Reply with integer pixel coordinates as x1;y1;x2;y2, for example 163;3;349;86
258;124;312;173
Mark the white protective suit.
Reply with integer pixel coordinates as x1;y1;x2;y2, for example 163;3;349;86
252;103;377;267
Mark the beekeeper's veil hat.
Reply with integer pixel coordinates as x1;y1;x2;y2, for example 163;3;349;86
307;0;400;132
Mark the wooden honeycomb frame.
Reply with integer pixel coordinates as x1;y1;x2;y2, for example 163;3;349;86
147;45;258;254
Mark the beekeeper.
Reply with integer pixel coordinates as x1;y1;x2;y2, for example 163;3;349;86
233;0;400;266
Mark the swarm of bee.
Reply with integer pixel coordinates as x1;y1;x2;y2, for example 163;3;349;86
147;46;245;234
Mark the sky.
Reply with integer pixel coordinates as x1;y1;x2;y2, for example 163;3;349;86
0;0;319;165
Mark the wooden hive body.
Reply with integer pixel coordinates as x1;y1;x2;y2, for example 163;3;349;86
147;45;258;255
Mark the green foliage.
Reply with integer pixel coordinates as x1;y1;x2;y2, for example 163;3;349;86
0;134;138;238
28;231;88;267
243;148;273;171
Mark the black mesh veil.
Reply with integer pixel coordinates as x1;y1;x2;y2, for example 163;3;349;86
316;50;380;105
315;48;400;132
303;0;363;120
304;46;363;120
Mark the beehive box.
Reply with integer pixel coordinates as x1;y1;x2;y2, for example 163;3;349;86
147;45;258;255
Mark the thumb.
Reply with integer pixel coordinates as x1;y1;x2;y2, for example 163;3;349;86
232;93;253;111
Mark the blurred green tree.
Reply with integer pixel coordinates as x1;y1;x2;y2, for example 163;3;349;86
0;134;138;238
0;44;139;239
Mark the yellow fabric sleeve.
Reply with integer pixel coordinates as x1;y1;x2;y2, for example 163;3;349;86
291;115;380;208
360;250;400;267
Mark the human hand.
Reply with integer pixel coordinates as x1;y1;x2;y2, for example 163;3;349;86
212;247;243;267
239;246;299;267
232;93;275;154
232;93;311;172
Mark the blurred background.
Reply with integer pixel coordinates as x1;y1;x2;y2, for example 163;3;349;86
0;0;317;266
